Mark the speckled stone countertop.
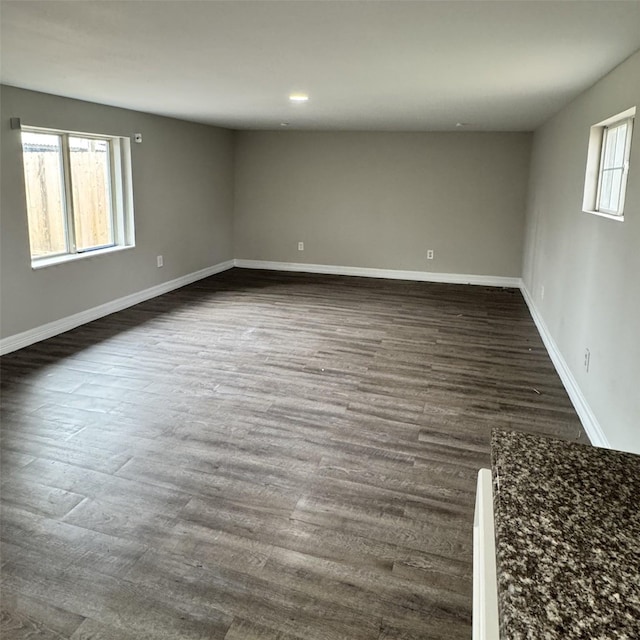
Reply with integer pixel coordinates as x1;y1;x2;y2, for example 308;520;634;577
491;429;640;639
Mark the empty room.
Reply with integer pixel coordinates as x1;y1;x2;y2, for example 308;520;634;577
1;1;639;639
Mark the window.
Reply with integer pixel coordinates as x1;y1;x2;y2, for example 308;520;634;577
583;107;635;221
20;125;135;266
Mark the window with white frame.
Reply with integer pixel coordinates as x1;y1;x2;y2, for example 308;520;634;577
583;107;635;220
20;125;135;266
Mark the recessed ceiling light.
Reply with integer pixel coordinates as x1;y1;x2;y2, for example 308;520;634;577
456;122;470;128
289;94;309;103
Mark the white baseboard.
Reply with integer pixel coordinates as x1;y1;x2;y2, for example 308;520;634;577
519;282;610;449
233;259;521;288
0;260;235;356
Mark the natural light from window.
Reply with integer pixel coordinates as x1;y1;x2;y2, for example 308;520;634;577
20;126;135;267
583;107;635;221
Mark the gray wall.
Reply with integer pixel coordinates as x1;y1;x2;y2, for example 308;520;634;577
522;51;640;453
0;86;234;339
233;131;531;276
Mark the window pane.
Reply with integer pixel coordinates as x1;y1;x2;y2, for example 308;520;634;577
603;123;628;170
602;127;617;169
599;170;613;210
21;132;68;257
612;123;628;167
608;169;623;212
599;168;624;213
69;137;114;251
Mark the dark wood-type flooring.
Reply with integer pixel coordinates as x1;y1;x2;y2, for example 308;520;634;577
0;268;588;639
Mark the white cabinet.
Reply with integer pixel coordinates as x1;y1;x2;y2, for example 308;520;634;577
473;468;500;640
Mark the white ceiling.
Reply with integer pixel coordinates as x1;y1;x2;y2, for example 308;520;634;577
1;0;639;131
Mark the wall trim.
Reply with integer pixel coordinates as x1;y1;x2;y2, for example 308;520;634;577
519;282;610;449
0;259;235;356
233;259;521;288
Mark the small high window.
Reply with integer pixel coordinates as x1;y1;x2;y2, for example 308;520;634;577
20;125;135;267
583;107;635;221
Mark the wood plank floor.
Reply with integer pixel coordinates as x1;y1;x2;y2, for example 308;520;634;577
0;268;588;639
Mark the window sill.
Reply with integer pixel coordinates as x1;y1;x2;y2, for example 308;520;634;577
582;209;625;222
31;244;135;270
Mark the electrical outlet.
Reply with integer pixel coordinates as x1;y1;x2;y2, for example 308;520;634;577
584;348;590;373
427;249;434;260
298;242;304;251
157;255;163;268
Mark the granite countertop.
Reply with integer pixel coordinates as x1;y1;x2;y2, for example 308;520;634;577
491;429;640;639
